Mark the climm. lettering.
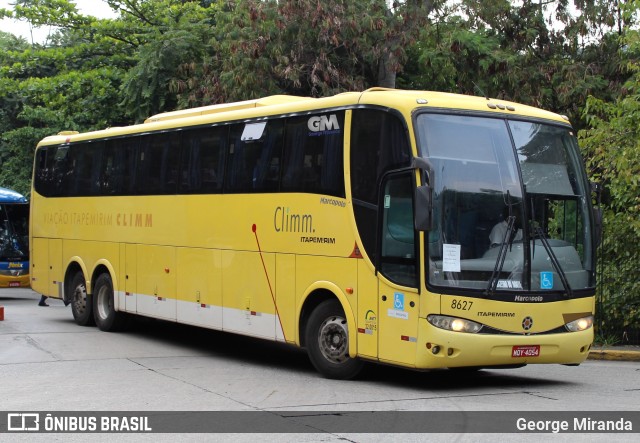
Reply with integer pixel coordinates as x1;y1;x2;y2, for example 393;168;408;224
116;213;153;228
274;206;313;233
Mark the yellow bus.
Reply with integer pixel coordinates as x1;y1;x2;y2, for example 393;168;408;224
30;89;598;378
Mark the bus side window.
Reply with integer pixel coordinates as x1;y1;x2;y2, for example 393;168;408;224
137;132;180;195
380;172;418;288
102;138;138;195
51;145;70;197
68;141;104;196
180;126;227;194
350;109;412;261
34;148;50;196
225;120;284;193
282;113;345;197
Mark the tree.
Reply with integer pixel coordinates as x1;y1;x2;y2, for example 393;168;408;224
112;0;217;121
174;0;440;106
579;27;640;341
0;1;133;195
399;0;630;128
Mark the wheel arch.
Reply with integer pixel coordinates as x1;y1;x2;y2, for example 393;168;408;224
90;260;119;311
63;258;88;304
298;282;357;357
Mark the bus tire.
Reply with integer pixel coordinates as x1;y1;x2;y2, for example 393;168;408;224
93;273;126;332
305;299;363;380
69;271;94;326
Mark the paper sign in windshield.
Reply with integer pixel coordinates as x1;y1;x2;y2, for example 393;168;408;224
442;244;461;272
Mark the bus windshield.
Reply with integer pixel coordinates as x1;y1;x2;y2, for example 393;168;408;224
416;113;594;294
0;203;29;261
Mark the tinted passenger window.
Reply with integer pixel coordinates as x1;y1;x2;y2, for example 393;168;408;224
180;126;227;194
225;120;284;193
103;137;138;195
350;110;411;204
380;172;417;287
34;147;52;196
282;112;345;197
67;142;104;196
137;132;180;194
350;109;412;261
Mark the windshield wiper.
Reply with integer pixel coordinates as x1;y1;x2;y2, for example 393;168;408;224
534;227;573;297
486;214;516;295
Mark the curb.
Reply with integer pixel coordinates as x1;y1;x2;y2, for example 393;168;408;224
588;349;640;362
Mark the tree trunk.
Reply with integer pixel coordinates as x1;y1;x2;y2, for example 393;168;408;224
377;51;397;88
375;0;436;89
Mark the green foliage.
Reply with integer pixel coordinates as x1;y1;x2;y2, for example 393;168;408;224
0;126;50;198
580;27;640;339
174;0;437;106
0;31;29;51
113;0;217;120
400;0;627;129
593;330;620;347
0;1;133;195
121;27;211;121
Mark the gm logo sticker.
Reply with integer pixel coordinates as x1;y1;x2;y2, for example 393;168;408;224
307;114;340;135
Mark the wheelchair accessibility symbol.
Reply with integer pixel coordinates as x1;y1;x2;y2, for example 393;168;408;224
393;292;405;311
540;272;553;290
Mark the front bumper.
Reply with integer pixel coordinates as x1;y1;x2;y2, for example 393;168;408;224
415;318;593;369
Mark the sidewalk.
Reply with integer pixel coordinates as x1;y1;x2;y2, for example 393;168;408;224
588;345;640;362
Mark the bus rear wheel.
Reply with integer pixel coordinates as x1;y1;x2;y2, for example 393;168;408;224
69;271;93;326
305;299;363;380
93;273;126;332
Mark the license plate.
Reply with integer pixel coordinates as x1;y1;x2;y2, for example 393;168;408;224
9;282;20;287
512;345;540;358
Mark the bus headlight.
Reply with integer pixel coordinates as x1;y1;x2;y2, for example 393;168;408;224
427;315;483;333
565;315;593;332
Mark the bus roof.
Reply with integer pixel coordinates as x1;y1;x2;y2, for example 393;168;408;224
0;187;27;203
37;89;569;146
144;95;312;123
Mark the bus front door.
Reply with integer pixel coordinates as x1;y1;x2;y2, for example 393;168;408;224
376;172;420;367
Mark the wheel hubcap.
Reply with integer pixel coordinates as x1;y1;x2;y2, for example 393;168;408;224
318;315;348;363
96;286;110;320
73;284;86;314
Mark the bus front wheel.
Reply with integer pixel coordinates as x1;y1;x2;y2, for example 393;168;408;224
69;271;94;326
93;273;126;332
305;299;363;380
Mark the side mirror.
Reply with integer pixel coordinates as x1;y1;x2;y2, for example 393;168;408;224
414;184;432;231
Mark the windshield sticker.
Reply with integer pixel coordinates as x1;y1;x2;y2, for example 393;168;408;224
442;244;461;272
540;272;554;290
497;280;523;289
